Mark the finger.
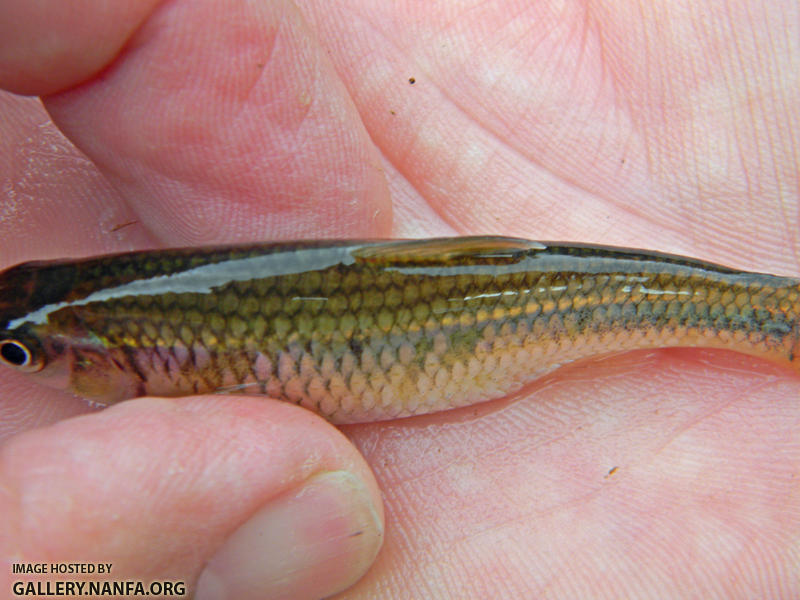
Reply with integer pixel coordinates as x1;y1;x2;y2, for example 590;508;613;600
341;349;800;596
0;396;384;599
0;0;160;96
36;0;391;244
0;93;155;267
299;2;799;273
0;369;92;443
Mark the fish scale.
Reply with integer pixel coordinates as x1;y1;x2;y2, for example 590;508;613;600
0;237;798;423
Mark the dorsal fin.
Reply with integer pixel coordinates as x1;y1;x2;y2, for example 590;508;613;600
351;236;546;265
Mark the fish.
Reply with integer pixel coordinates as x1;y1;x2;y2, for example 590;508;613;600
0;237;798;423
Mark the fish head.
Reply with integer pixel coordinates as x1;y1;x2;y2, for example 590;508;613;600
0;260;71;391
0;260;139;403
1;322;142;404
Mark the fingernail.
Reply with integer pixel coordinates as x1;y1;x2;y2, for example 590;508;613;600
195;470;384;600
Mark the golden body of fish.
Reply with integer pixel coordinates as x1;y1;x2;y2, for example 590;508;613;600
0;237;798;423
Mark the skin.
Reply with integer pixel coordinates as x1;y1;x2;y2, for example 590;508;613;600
0;1;799;598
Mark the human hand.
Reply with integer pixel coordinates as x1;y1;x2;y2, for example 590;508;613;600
1;1;798;598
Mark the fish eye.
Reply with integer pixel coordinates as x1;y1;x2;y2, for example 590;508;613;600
0;338;44;372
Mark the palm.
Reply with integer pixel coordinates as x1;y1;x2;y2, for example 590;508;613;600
1;2;797;598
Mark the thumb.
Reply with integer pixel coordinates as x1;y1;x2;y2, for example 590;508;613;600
1;396;384;599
